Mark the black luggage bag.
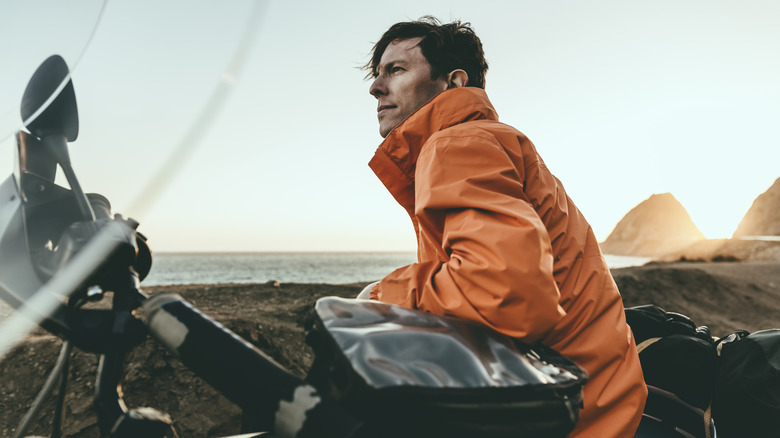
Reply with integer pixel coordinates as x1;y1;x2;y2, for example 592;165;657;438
305;297;587;438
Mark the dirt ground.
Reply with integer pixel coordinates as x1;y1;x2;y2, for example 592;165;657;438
614;260;780;336
1;261;778;437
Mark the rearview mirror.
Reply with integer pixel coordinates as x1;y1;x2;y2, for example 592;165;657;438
20;54;79;142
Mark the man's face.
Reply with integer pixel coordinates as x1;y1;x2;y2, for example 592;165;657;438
369;37;449;138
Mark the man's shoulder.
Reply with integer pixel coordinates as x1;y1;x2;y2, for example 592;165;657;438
427;119;527;148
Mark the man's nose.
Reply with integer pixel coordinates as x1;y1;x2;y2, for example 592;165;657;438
369;76;386;98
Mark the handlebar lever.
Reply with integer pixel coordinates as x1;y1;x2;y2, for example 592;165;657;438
41;307;147;354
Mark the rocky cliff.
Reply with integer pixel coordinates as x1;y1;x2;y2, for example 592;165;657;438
600;193;705;257
732;178;780;238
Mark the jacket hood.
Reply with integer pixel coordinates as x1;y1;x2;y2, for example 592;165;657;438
368;87;499;209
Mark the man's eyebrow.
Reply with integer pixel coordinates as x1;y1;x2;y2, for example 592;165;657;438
377;60;406;72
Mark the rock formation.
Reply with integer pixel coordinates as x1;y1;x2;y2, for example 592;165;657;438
600;193;705;257
732;178;780;238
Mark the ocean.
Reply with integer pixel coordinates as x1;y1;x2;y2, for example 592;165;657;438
141;252;652;286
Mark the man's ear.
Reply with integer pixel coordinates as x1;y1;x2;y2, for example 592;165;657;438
447;69;468;88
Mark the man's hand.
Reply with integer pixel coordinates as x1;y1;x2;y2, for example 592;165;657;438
356;281;378;300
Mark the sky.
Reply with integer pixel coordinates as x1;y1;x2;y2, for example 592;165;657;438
0;0;778;252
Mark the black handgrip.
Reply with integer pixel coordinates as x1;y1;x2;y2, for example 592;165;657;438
143;294;362;438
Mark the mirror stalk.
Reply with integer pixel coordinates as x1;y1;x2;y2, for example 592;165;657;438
42;134;94;221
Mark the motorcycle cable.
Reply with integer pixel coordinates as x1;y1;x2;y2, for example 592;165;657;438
13;286;105;438
13;340;73;438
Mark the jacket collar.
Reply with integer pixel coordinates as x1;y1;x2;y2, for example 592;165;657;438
368;87;499;210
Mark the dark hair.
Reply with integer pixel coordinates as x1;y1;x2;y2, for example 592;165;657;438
365;16;488;89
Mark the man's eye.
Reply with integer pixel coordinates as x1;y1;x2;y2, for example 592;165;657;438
391;66;404;73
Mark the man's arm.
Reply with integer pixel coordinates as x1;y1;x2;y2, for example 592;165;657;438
372;132;566;344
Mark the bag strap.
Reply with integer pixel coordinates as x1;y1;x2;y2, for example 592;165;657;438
636;337;661;353
704;404;712;438
637;337;714;438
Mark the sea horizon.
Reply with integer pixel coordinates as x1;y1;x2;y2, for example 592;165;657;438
141;251;652;287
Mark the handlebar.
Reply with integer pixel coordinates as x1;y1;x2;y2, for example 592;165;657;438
144;293;365;438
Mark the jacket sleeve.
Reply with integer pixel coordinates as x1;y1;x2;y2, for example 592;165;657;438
372;131;565;343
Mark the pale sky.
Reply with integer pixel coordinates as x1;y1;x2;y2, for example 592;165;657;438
1;0;778;252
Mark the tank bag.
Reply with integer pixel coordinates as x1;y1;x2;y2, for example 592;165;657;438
306;297;588;438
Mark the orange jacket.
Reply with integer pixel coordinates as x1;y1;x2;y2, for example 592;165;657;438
368;87;646;438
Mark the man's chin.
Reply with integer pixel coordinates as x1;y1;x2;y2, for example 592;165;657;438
379;120;399;138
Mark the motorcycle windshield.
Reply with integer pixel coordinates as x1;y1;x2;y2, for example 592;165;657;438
0;0;263;357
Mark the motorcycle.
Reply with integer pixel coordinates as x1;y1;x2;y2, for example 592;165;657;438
0;53;367;438
0;55;717;438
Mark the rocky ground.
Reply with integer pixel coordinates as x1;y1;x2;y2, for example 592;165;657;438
1;261;779;437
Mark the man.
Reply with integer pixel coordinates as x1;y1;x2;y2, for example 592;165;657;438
363;17;647;437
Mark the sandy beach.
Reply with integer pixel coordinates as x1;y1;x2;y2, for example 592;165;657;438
1;260;778;437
